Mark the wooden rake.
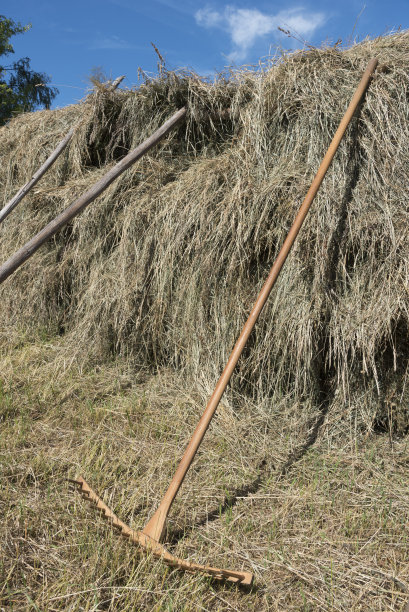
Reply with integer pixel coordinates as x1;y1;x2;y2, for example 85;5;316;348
71;58;378;586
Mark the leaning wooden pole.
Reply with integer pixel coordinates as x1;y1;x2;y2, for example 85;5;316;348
0;107;187;284
139;57;379;544
0;75;127;226
0;128;74;225
74;59;378;585
106;75;125;91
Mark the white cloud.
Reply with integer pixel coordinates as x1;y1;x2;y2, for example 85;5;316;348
195;5;326;61
276;8;325;37
90;35;136;50
196;7;224;28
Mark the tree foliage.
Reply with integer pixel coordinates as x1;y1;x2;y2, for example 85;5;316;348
0;15;58;125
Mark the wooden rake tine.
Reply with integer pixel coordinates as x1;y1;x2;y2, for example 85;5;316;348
73;59;378;586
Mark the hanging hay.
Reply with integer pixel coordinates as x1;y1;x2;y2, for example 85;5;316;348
0;32;408;440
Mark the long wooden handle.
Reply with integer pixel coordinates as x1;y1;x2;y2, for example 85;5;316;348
0;128;74;225
0;106;187;284
142;58;378;542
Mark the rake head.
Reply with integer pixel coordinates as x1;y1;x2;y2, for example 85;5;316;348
70;477;253;586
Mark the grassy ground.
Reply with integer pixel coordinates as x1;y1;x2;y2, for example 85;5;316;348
1;333;409;611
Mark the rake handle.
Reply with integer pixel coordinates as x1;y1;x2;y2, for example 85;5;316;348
143;58;378;541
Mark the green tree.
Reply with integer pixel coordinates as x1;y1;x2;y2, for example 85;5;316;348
0;15;58;125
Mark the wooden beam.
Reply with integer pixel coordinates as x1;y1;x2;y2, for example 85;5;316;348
0;106;187;284
107;75;125;91
0;128;74;225
102;75;125;91
0;75;126;226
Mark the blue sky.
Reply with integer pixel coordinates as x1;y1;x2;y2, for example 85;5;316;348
2;1;408;109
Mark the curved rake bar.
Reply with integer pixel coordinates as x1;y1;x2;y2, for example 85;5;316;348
70;477;253;585
74;58;378;586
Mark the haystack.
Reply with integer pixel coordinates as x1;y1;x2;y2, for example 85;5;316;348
0;32;408;439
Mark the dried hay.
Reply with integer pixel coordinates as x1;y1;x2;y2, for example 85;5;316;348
0;32;408;441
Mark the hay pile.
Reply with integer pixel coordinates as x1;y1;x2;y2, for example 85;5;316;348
1;32;408;438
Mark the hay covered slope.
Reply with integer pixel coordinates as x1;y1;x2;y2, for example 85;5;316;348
1;34;408;435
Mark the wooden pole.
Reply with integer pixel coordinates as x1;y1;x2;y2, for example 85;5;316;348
0;106;187;284
0;75;126;227
107;75;125;91
141;58;379;544
0;128;74;225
